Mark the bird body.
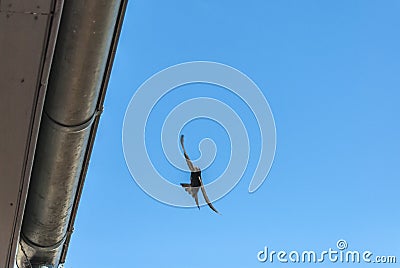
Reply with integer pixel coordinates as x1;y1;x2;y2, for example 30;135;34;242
180;135;220;214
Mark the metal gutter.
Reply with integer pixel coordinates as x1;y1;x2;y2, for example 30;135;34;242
59;0;128;263
16;1;127;267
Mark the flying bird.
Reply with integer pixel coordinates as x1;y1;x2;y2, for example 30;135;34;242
180;135;220;214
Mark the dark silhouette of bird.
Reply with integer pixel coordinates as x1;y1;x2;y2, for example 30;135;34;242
180;135;220;214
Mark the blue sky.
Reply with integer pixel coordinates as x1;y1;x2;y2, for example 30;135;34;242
68;1;399;267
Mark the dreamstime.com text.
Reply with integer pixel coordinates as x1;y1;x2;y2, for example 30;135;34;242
257;240;396;264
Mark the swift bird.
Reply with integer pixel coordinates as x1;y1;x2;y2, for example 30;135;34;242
180;135;220;214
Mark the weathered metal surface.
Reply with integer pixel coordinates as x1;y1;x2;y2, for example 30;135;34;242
19;113;92;267
44;0;122;126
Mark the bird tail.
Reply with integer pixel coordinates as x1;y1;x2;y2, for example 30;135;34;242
180;183;200;209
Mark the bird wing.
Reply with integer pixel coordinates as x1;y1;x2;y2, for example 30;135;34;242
180;135;199;172
198;176;220;214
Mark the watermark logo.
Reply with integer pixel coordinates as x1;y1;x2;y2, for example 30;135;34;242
336;239;348;250
257;239;397;264
122;61;276;207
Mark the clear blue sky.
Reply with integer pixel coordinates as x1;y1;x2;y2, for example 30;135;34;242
68;1;399;267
